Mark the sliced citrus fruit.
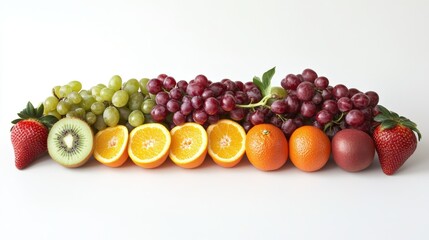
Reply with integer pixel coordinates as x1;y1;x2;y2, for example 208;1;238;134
169;123;208;169
94;125;129;167
128;123;171;168
207;119;246;168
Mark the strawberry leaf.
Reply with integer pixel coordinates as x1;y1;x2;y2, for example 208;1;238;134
374;114;390;122
380;119;396;130
377;105;391;117
27;102;36;116
36;104;44;118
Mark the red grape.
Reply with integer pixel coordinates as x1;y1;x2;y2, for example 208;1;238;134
345;109;365;127
204;97;219;115
296;81;315;101
337;97;353;112
147;78;163;94
302;68;318;83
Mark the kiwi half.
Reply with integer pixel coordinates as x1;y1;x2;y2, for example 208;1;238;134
48;118;94;168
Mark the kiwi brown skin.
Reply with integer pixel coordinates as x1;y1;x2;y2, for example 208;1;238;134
332;129;375;172
48;117;95;168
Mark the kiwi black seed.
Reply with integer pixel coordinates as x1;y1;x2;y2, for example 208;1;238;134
48;118;94;168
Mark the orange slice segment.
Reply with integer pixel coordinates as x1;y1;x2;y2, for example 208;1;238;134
94;125;129;167
128;123;171;168
169;123;208;169
207;119;246;168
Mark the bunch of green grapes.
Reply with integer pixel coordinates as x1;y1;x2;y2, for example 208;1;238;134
43;75;156;132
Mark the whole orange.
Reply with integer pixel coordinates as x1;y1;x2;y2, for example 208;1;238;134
245;124;288;171
289;126;331;172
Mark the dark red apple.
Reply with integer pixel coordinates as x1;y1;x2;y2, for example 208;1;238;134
332;129;375;172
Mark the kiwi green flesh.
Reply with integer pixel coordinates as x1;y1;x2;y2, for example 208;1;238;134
48;118;94;168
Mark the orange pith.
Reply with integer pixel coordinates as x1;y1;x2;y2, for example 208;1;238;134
169;123;207;169
94;125;129;167
128;123;171;168
207;119;246;168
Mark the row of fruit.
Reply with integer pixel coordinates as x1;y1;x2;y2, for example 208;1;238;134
10;68;421;175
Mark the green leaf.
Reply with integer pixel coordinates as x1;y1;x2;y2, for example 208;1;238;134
26;102;36;116
40;115;59;130
380;119;397;130
252;78;265;95
401;119;417;128
253;76;261;83
36;104;44;118
391;111;400;119
11;119;21;124
262;67;275;89
412;126;422;141
374;114;390;122
377;105;391;117
17;112;29;119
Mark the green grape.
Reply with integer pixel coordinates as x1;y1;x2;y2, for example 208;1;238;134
100;87;115;102
128;92;144;111
53;86;61;98
91;101;105;115
141;99;155;114
79;90;91;98
47;110;62;120
118;107;131;124
70;104;80;111
91;86;103;97
109;75;122;91
59;85;73;98
103;106;120;127
66;111;78;118
97;83;107;89
139;78;150;95
57;100;71;115
112;90;129;108
63;97;74;106
75;108;86;119
44;96;59;112
128;110;144;127
85;112;97;125
123;78;139;95
80;95;96;111
270;86;287;99
95;96;103;102
68;80;82;92
149;93;156;100
94;114;107;131
67;91;82;104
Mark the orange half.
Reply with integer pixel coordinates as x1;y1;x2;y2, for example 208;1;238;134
169;123;208;169
207;119;246;168
94;125;129;167
128;123;171;168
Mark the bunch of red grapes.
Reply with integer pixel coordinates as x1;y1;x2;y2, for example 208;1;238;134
147;69;379;138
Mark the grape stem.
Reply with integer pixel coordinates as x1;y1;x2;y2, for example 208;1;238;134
237;94;273;108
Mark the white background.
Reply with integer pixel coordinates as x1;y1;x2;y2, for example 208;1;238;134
1;0;428;239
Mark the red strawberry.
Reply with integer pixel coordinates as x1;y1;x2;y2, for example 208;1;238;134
11;102;57;170
373;105;421;175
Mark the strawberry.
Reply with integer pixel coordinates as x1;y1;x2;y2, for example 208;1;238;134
11;102;58;170
373;105;421;175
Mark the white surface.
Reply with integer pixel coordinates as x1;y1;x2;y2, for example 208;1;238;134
1;0;428;239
